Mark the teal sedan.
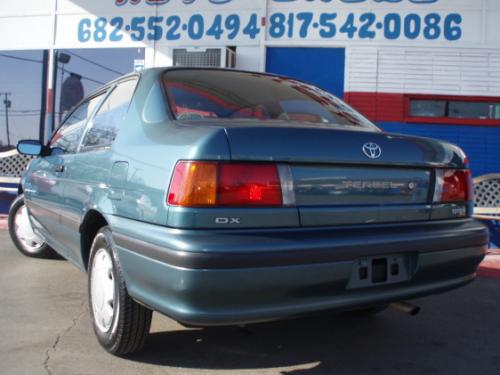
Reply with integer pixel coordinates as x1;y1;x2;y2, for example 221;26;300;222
10;68;488;355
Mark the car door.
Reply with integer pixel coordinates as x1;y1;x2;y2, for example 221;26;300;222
58;78;139;260
25;93;106;258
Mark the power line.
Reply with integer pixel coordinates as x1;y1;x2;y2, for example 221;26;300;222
0;52;105;85
5;109;40;113
63;49;125;76
56;66;106;85
0;112;40;117
0;111;63;115
0;53;43;64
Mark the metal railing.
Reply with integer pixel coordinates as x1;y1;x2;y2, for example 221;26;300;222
473;174;500;221
0;149;32;192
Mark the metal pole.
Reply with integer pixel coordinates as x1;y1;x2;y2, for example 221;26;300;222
1;93;11;146
5;95;9;146
59;63;64;123
51;51;58;133
39;50;49;143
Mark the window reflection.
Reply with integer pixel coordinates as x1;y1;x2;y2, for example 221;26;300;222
50;94;105;154
82;79;138;150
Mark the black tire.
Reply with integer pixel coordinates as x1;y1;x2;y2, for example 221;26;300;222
88;227;152;356
8;194;56;259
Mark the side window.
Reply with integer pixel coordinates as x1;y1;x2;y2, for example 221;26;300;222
50;93;105;154
81;79;138;150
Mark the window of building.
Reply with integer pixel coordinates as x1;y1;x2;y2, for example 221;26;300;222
408;96;500;124
410;100;447;118
449;101;500;120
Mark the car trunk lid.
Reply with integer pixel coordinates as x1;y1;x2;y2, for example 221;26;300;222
222;124;465;168
221;125;465;227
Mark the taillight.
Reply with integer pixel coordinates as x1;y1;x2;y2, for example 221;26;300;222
434;169;473;203
218;164;282;206
168;161;285;207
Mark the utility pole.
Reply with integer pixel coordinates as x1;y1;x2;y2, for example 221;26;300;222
39;50;49;142
1;92;11;146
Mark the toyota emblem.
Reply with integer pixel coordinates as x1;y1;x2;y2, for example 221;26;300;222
362;143;382;159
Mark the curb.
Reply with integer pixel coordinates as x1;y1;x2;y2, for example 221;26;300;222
478;253;500;279
0;216;6;231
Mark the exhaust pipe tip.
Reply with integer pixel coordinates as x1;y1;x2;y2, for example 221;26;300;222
390;301;421;316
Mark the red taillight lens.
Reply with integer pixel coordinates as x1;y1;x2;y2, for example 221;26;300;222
435;169;473;203
167;162;283;207
218;164;282;206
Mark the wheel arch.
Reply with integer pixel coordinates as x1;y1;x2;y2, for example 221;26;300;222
80;209;109;271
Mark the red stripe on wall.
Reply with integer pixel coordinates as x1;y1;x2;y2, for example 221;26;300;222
344;92;405;122
344;92;500;127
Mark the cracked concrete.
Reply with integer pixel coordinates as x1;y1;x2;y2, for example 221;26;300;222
1;230;500;375
43;299;87;375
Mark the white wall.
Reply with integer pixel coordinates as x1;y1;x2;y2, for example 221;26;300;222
0;0;54;50
347;46;500;96
1;0;500;96
235;46;260;72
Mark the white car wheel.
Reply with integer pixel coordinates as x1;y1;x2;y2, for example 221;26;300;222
90;248;118;333
8;194;55;259
14;205;45;253
88;227;152;356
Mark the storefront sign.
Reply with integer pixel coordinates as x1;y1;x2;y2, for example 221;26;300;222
50;0;486;47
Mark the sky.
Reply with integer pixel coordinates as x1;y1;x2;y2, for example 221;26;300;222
0;47;145;147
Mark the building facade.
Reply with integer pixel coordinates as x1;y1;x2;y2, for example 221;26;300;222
0;0;499;181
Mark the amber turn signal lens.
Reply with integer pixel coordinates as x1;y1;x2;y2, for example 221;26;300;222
168;161;217;207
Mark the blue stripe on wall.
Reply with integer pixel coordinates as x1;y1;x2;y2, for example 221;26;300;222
379;122;500;177
0;183;18;214
0;192;16;215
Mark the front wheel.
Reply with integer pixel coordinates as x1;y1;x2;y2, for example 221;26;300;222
88;227;152;356
8;194;56;258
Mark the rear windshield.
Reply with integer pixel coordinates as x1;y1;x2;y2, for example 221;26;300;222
162;69;378;130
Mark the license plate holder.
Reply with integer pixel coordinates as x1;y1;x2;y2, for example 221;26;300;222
348;254;411;289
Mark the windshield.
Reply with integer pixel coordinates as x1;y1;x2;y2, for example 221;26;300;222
162;69;378;130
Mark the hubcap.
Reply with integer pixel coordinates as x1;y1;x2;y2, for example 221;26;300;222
90;248;116;333
14;205;44;253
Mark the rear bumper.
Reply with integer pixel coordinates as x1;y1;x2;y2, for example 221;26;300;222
109;217;488;326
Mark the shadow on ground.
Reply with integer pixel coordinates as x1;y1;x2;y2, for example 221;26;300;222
127;292;500;375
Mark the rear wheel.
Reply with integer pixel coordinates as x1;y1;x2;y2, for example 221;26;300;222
8;194;56;258
88;227;152;355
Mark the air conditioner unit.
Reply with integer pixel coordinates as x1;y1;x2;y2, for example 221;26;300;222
172;47;236;68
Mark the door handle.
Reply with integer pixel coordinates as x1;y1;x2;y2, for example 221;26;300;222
55;165;65;173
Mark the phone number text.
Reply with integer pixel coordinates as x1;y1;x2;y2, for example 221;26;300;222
77;12;463;43
78;13;261;43
268;12;462;41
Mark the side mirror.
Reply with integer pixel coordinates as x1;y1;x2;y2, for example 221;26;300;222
17;140;44;156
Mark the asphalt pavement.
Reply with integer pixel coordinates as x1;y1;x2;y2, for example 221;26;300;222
1;229;499;375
